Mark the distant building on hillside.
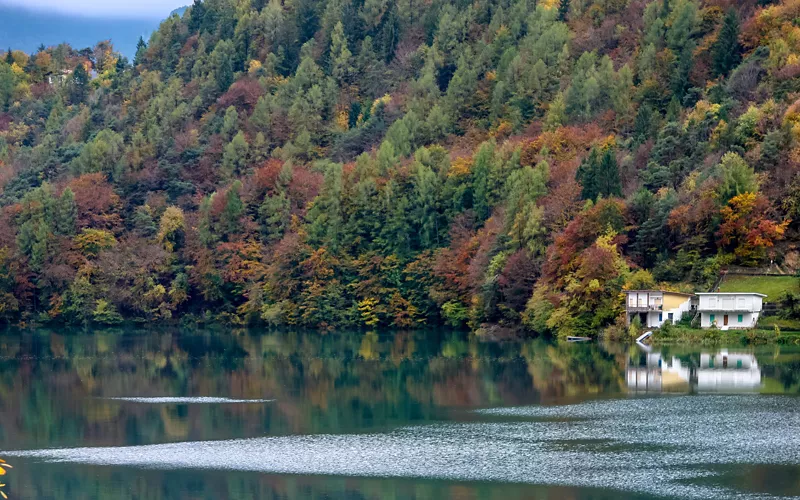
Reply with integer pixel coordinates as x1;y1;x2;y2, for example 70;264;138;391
696;292;766;329
625;290;694;328
47;69;72;86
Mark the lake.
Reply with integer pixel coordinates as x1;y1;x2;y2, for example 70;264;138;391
0;328;798;499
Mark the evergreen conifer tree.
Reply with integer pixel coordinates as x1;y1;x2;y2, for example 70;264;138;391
577;147;600;201
558;0;570;21
55;188;77;237
712;9;742;77
330;21;353;84
598;148;623;198
134;37;147;65
69;63;89;104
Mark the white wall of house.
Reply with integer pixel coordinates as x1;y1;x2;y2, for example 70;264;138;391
697;294;763;312
700;311;758;329
645;310;679;328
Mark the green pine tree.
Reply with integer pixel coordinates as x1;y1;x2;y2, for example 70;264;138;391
712;9;742;77
221;182;245;238
222;131;250;178
330;21;353;84
134;37;147;65
259;192;291;242
558;0;570;21
212;40;235;92
577;147;600;200
55;188;77;237
69;63;89;104
598;148;623;198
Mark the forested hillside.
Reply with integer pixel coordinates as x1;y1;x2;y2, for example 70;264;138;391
0;0;797;336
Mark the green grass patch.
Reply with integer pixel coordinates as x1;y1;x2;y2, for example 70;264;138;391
650;324;800;345
718;275;800;302
758;317;800;331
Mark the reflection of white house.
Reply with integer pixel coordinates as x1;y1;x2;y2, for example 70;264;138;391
696;293;765;329
625;290;694;328
627;348;762;393
627;353;690;393
697;350;761;392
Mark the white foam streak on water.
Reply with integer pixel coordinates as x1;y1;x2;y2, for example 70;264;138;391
6;395;800;499
101;397;274;404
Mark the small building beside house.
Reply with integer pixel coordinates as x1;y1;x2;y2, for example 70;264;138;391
696;292;766;329
625;290;694;328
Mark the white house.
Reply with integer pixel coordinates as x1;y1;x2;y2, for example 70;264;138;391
625;290;694;328
47;69;73;86
696;292;766;329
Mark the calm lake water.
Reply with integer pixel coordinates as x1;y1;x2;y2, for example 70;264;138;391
0;328;798;499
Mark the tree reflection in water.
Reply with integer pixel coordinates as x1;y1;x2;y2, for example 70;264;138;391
0;328;797;499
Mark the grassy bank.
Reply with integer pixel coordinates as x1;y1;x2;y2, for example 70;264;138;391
758;317;800;331
718;275;800;302
646;322;800;345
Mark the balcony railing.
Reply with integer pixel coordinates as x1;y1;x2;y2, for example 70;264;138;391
698;307;760;312
627;304;663;312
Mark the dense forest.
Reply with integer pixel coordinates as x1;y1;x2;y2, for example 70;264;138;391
0;0;798;336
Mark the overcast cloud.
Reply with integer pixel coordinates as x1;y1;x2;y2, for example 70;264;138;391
0;0;188;18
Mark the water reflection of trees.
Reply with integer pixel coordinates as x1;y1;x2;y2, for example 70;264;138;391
0;329;629;450
0;329;799;499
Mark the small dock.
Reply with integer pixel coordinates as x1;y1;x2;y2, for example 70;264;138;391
567;336;592;342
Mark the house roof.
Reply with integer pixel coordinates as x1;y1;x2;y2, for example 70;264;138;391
696;292;768;297
625;290;695;297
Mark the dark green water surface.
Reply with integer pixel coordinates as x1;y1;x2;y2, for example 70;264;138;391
0;328;798;499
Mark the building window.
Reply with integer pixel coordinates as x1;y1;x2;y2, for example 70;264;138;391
659;313;663;322
710;314;715;324
668;313;674;322
738;315;743;323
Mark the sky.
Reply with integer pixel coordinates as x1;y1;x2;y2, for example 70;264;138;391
0;0;188;18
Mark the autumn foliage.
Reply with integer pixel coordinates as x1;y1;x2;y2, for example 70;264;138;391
0;0;796;337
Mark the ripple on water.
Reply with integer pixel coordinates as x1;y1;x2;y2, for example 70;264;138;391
101;397;274;404
6;395;800;500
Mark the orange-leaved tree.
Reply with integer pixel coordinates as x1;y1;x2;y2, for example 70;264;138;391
718;192;789;266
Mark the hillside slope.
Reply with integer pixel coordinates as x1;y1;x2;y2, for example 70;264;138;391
0;0;798;336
